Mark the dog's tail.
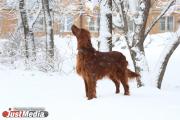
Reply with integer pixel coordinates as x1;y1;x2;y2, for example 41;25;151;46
127;69;140;79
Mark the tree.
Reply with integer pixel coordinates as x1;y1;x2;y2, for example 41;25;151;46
155;29;180;89
106;0;113;51
42;0;54;60
99;0;112;52
19;0;36;61
113;0;175;87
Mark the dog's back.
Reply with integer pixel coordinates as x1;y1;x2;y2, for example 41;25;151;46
77;49;128;80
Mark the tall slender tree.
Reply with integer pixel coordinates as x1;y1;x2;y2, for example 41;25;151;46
99;0;112;52
42;0;54;60
156;32;180;89
19;0;36;61
106;0;113;51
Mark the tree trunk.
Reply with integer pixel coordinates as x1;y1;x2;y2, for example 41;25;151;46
42;0;54;59
114;0;176;87
128;0;150;87
99;0;112;52
129;44;147;87
19;0;36;61
156;37;180;89
106;0;112;51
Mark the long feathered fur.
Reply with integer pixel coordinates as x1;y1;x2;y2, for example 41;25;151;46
71;25;140;100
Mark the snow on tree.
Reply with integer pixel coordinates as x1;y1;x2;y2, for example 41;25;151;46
19;0;36;61
42;0;54;60
1;0;180;86
113;0;176;87
99;0;113;52
112;0;151;87
155;26;180;89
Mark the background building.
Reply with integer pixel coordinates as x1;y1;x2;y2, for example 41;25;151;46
147;0;180;34
0;0;180;39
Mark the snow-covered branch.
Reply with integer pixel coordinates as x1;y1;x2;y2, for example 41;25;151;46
29;4;42;28
154;25;180;89
155;35;180;89
112;0;128;33
144;0;175;39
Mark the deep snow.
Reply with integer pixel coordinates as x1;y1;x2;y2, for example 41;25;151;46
0;33;180;120
0;68;180;120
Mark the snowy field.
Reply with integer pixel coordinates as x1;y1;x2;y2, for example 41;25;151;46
0;33;180;120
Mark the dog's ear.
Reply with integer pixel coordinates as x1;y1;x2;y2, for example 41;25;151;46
71;25;79;36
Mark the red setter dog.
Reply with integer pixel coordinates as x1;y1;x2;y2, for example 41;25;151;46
71;25;140;100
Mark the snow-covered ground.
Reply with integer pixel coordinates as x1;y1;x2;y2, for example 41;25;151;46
0;33;180;120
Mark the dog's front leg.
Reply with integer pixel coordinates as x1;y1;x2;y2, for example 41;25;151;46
83;77;88;98
87;77;97;100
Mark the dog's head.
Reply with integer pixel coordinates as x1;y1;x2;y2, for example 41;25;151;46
71;25;91;42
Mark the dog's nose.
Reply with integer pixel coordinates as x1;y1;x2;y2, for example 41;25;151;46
71;25;79;35
71;25;78;30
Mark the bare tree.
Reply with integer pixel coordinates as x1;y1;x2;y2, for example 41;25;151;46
19;0;36;61
113;0;175;87
106;0;113;51
128;0;150;87
99;0;112;52
42;0;54;60
156;33;180;89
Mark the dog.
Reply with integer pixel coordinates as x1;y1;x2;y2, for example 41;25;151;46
71;25;140;100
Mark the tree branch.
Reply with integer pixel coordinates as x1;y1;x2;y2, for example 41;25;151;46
157;36;180;89
29;5;42;28
112;0;128;32
144;0;175;39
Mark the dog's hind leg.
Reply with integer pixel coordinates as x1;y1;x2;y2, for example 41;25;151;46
120;72;130;95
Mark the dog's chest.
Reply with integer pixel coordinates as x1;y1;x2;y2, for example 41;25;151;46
76;53;98;73
77;54;95;66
